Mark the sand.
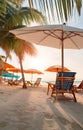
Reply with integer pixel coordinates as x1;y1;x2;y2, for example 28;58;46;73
0;82;83;130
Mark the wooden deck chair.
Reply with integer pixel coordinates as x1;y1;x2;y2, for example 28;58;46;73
8;79;14;85
74;80;83;92
8;79;19;86
47;72;77;102
26;81;33;86
33;78;42;87
26;78;42;87
13;79;20;85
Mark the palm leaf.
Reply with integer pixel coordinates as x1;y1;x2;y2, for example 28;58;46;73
26;0;82;22
13;39;37;60
4;6;46;29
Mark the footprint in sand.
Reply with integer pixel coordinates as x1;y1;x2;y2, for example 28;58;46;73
0;121;9;128
43;112;59;130
43;112;54;120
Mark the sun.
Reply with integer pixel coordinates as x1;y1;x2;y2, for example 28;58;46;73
29;57;46;70
23;54;47;71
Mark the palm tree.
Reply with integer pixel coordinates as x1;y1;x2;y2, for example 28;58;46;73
14;0;82;23
0;1;46;88
13;38;37;88
0;1;46;30
2;0;82;23
0;55;5;75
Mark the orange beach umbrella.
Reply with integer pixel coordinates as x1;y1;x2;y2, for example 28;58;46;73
24;69;43;82
24;69;43;74
45;65;70;72
0;61;15;70
7;68;22;73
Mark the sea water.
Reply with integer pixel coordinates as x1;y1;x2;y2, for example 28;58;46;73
41;80;81;86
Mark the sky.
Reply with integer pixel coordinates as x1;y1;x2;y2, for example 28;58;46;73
0;1;83;82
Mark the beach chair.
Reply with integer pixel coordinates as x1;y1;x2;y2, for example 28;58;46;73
8;79;14;85
74;80;83;92
33;78;42;87
26;78;42;87
26;81;33;86
47;72;77;102
13;79;20;85
8;79;20;86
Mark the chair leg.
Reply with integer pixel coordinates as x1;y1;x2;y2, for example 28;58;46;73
72;90;77;102
55;92;58;101
47;85;49;95
47;84;52;95
51;88;54;97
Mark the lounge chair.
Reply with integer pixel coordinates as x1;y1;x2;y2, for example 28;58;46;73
74;80;83;92
8;79;14;85
47;72;77;102
27;78;42;87
8;79;20;86
33;78;42;87
26;81;33;86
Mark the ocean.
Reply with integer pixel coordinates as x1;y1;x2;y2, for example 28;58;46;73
41;80;81;86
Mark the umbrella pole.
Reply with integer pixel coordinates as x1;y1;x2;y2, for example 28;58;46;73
61;31;64;72
31;73;33;82
61;30;64;89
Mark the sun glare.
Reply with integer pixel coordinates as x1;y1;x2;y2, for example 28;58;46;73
28;57;46;70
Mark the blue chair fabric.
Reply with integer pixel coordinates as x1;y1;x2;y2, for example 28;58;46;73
56;72;76;90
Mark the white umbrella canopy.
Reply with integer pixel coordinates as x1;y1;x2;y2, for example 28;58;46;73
10;24;83;72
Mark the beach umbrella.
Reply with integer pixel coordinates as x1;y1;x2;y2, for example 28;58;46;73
45;65;70;72
7;68;22;73
10;23;83;72
4;63;15;69
0;61;15;70
7;68;28;73
24;69;43;82
2;72;20;79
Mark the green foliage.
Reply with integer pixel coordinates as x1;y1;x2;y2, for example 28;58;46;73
0;0;6;17
0;0;46;88
0;0;46;58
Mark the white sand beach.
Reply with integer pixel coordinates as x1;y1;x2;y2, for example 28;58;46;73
0;83;83;130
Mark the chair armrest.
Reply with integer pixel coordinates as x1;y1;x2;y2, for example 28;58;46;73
27;81;33;86
47;82;55;95
47;82;55;86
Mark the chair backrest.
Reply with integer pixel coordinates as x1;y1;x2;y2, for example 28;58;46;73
56;72;76;90
78;80;83;89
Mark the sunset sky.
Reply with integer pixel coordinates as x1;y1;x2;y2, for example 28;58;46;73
0;1;83;82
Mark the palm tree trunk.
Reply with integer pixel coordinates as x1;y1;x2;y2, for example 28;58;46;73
0;55;7;76
2;56;8;74
5;56;8;62
19;57;27;89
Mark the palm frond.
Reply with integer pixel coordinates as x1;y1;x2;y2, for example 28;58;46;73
13;38;37;60
0;0;7;18
27;0;82;22
4;6;46;29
